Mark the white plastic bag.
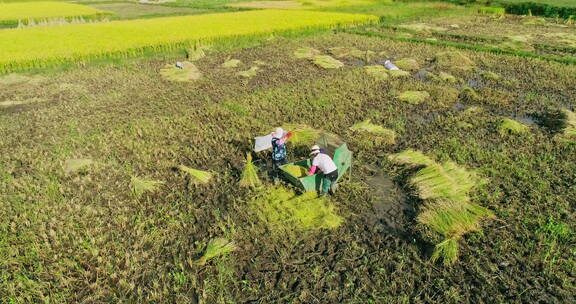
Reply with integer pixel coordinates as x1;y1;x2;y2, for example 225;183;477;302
254;134;273;152
384;60;399;71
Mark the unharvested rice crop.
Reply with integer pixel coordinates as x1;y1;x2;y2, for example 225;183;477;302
186;46;208;61
0;10;377;72
0;2;107;25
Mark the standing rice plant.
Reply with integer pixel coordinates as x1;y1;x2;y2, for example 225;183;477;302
239;153;261;188
0;10;377;73
0;2;108;25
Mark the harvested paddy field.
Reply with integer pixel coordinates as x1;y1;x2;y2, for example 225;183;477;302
1;30;575;302
360;14;576;61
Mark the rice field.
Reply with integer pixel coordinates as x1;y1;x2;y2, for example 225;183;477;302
1;1;575;303
0;2;108;25
357;14;576;64
499;0;576;8
0;9;376;73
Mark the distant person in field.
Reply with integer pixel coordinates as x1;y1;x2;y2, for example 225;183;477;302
271;127;292;182
307;145;338;195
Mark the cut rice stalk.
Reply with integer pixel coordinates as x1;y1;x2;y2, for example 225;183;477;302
349;119;396;146
498;118;529;136
312;55;344;69
398;91;430;104
294;47;321;59
131;176;164;198
222;58;241;68
431;237;459;266
178;165;213;184
364;65;389;80
417;200;494;238
388;149;435;167
249;187;343;232
282;164;308;178
281;124;321;146
237;66;259;78
239;153;261;188
160;61;202;82
195;238;237;265
410;161;483;202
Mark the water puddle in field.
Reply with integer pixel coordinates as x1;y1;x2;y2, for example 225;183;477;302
412;111;442;125
374;58;388;66
453;102;467;111
414;69;433;81
530;110;569;134
363;172;411;232
466;78;484;89
511;114;537;126
344;59;366;67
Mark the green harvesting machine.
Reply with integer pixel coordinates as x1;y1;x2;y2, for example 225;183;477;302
280;135;352;192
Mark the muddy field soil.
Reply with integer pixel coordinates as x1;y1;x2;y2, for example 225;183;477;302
1;33;575;303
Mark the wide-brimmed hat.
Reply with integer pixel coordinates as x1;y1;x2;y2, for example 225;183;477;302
273;127;285;139
310;145;320;155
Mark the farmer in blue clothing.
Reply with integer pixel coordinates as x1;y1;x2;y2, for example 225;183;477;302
271;127;292;182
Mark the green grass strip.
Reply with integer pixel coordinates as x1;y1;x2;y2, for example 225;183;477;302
0;9;377;73
346;28;576;65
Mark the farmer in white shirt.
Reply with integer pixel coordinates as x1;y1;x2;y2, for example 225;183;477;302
307;145;338;195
